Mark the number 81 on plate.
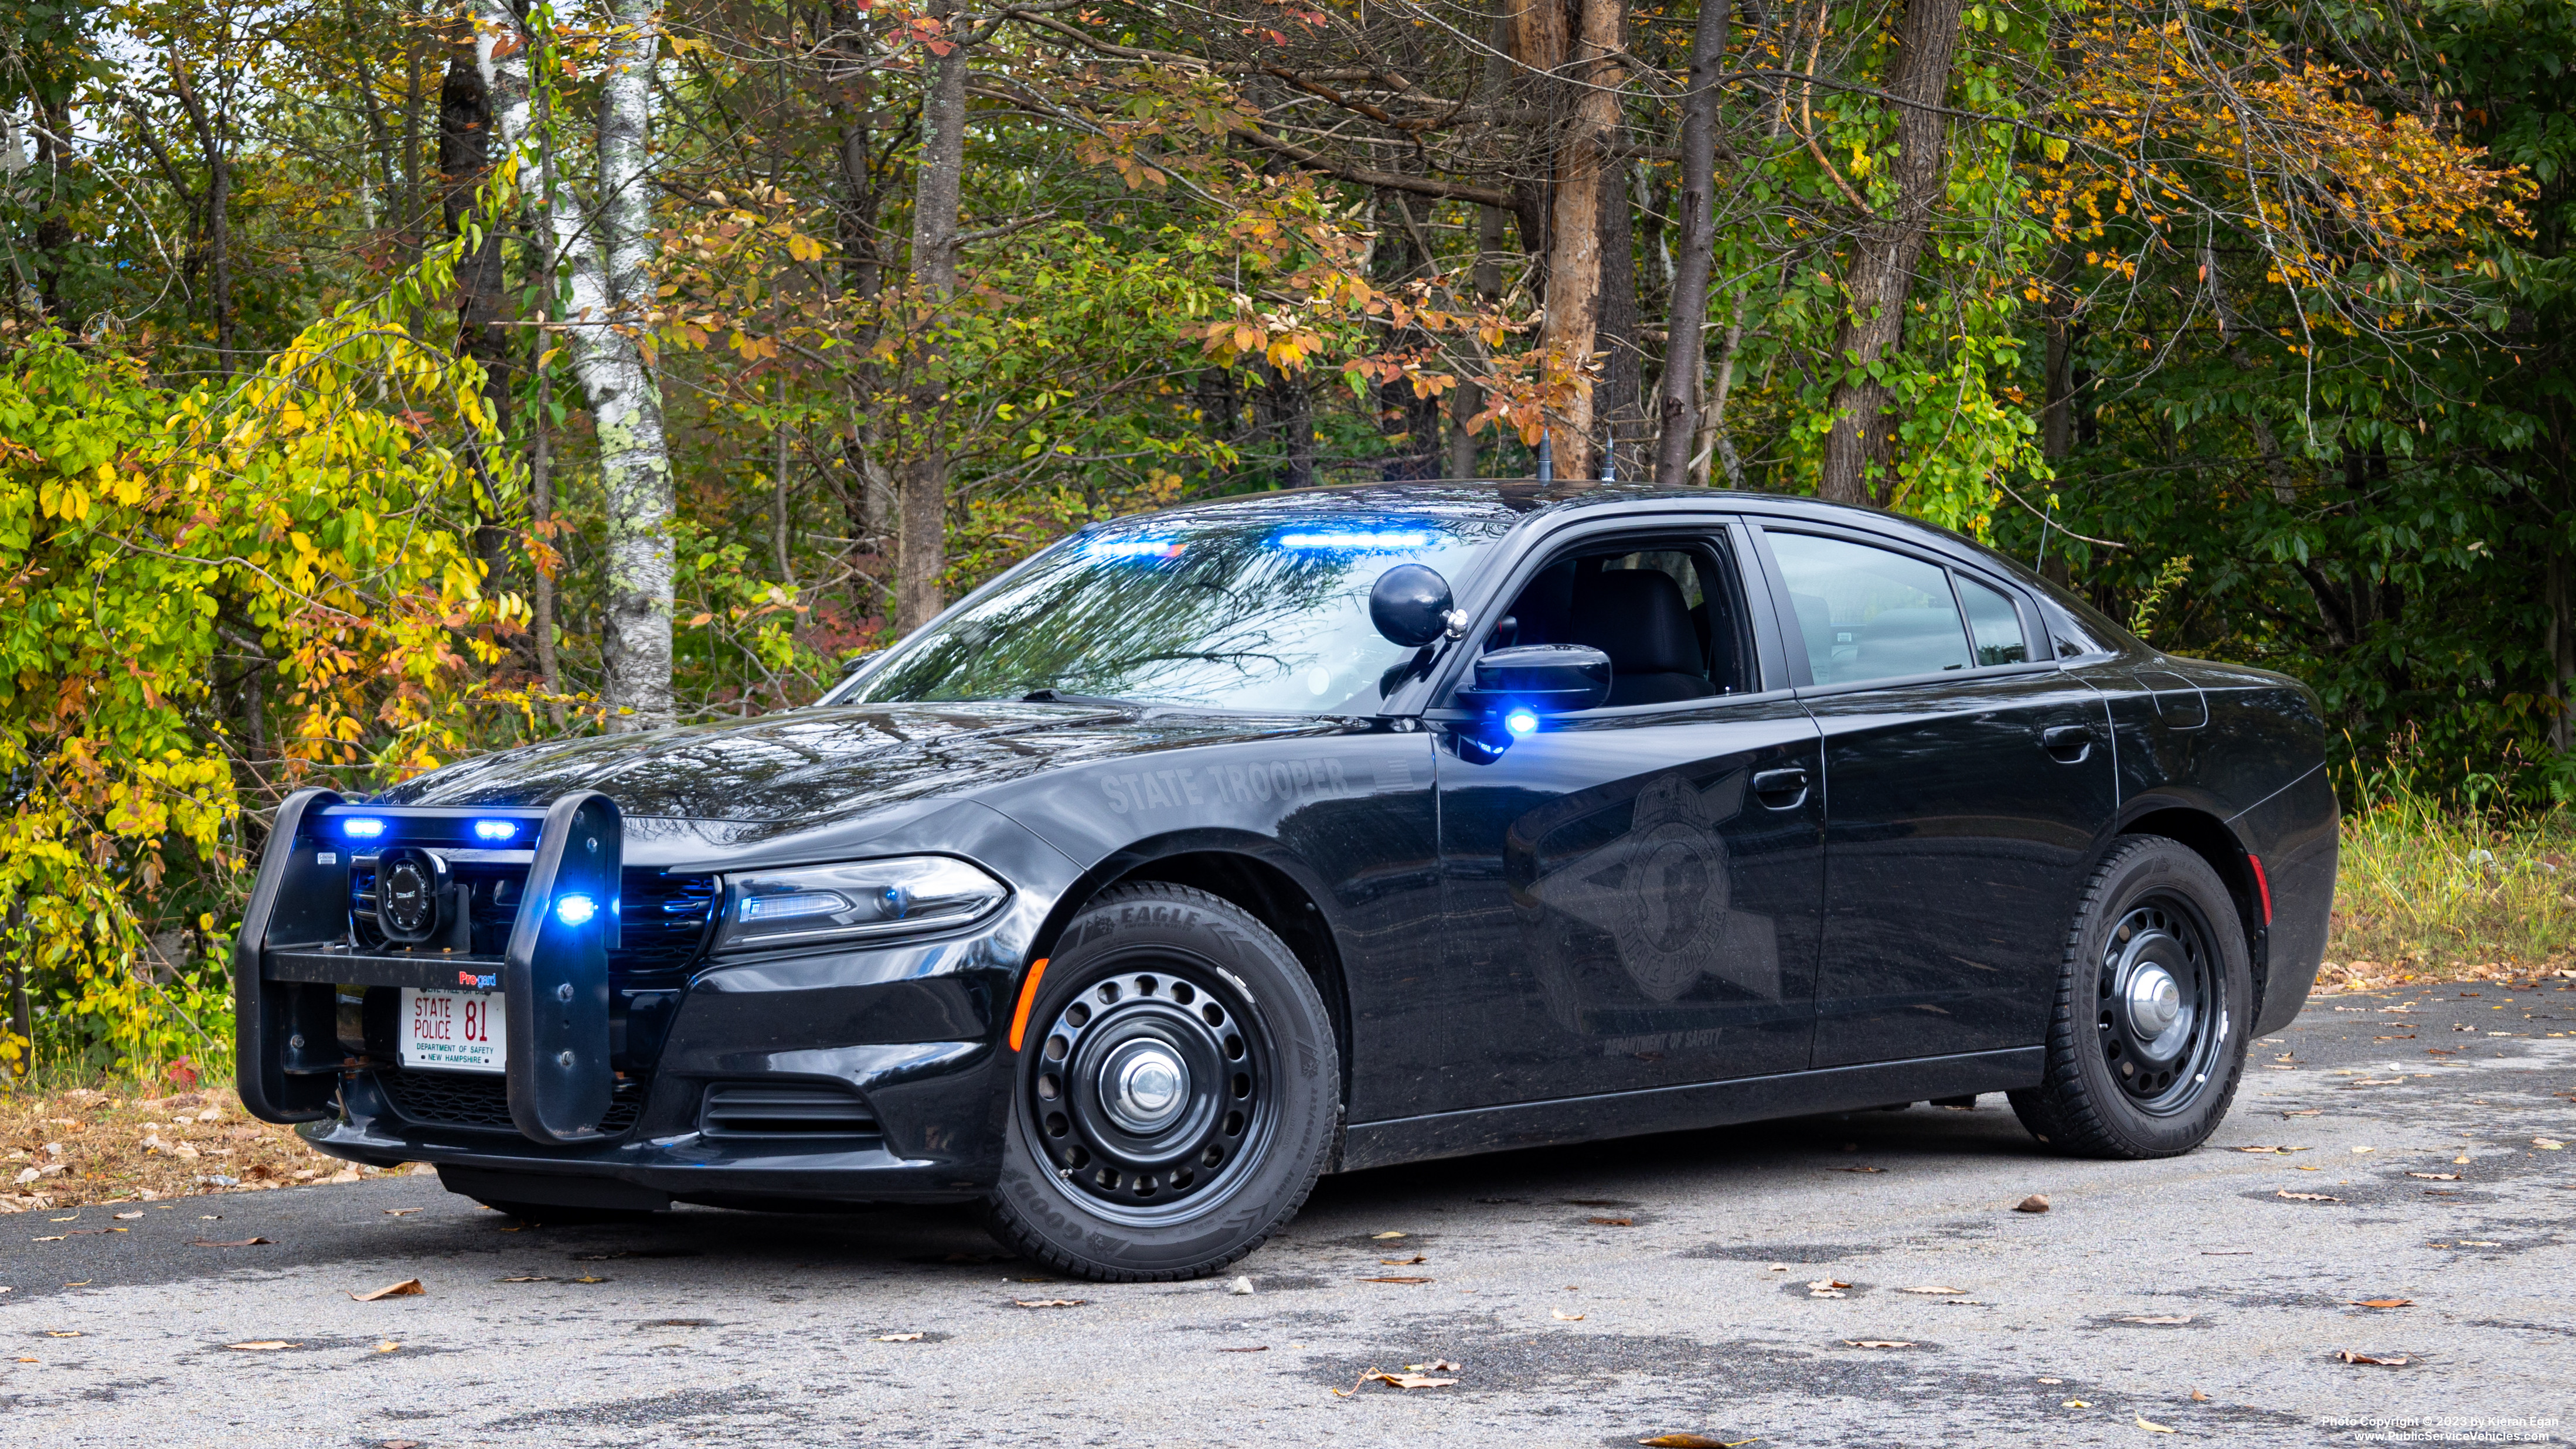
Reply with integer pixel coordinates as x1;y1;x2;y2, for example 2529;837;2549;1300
398;987;507;1074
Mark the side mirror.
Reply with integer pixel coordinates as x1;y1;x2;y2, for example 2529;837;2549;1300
1369;564;1456;648
1458;644;1612;719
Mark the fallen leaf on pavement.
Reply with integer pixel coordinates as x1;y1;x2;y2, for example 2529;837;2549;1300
2534;1138;2564;1150
111;1212;142;1220
567;1275;610;1284
350;1278;424;1302
2137;1414;2176;1434
1553;1309;1585;1321
1334;1366;1456;1394
43;1331;78;1338
2281;1108;2322;1116
872;1332;924;1341
2337;1351;2409;1366
375;1342;400;1353
2234;1145;2309;1154
1833;1166;1886;1174
191;1237;272;1247
1845;1340;1913;1349
2275;1190;2342;1202
1216;1346;1267;1353
1013;1299;1085;1308
383;1209;419;1217
1807;1280;1852;1290
2014;1195;2050;1213
1637;1436;1757;1448
1360;1275;1433;1284
1590;1216;1635;1226
2407;1172;2461;1181
2119;1315;2192;1324
1406;1360;1461;1372
494;1275;550;1283
226;1341;297;1351
2352;1298;2412;1309
1370;1231;1407;1240
1767;1264;1789;1272
2062;1399;2091;1408
1944;1298;1981;1305
1379;1254;1425;1266
2189;1388;2210;1402
2036;1377;2063;1384
1898;1285;1966;1295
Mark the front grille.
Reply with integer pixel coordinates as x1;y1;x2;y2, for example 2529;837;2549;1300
699;1083;880;1138
348;863;717;984
376;1069;649;1135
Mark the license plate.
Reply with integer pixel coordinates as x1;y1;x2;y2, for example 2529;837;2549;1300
399;988;506;1074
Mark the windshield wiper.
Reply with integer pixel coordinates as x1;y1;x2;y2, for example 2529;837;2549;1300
1020;688;1145;708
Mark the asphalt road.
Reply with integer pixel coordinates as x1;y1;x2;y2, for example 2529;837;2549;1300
4;984;2570;1448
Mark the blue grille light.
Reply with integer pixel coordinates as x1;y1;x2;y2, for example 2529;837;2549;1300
341;817;387;839
1503;707;1540;736
554;893;598;927
472;819;518;842
1276;530;1431;550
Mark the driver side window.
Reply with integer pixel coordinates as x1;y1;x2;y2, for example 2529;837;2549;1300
1490;540;1754;706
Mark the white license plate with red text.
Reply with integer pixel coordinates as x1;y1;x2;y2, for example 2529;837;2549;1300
399;988;507;1074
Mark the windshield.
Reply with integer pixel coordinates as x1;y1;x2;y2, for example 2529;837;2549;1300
831;509;1509;713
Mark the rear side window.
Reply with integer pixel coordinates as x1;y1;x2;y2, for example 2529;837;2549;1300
1767;532;1970;686
1956;575;2030;665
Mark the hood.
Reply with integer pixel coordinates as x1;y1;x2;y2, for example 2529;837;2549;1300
379;702;1339;834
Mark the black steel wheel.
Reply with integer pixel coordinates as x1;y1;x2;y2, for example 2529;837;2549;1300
2010;836;2254;1159
981;882;1338;1281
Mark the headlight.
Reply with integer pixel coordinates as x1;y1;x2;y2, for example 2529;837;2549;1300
711;857;1009;954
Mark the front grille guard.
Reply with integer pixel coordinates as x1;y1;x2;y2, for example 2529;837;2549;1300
235;788;626;1145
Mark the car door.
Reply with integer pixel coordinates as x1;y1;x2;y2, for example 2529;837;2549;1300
1420;520;1826;1113
1750;523;2118;1069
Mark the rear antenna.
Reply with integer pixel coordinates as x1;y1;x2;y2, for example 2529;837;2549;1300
1600;445;1617;484
1536;427;1553;482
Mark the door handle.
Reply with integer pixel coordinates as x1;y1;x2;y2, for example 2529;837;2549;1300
2040;724;2092;761
1751;766;1809;806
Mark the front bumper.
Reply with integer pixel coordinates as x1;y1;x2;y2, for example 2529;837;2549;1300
303;924;1030;1203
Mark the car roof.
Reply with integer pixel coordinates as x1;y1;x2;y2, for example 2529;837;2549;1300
1121;479;2029;580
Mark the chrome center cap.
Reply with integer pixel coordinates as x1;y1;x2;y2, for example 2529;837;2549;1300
1100;1040;1189;1134
2127;964;2183;1038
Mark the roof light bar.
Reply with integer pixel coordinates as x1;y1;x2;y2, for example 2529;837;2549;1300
1276;530;1431;550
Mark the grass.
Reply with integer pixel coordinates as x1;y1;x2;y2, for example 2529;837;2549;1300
2322;781;2576;992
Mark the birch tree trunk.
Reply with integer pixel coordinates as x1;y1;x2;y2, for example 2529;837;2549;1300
1653;0;1731;486
896;16;970;631
1815;0;1964;507
491;0;676;729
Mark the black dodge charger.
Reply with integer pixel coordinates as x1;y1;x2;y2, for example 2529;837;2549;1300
238;482;2337;1280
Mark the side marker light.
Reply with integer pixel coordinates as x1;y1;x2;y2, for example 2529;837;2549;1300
2247;853;2273;924
1009;958;1053;1053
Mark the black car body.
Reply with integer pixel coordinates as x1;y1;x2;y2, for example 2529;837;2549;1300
239;482;2336;1274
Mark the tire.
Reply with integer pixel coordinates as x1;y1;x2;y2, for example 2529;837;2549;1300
980;882;1339;1283
2009;835;2254;1159
471;1199;659;1226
